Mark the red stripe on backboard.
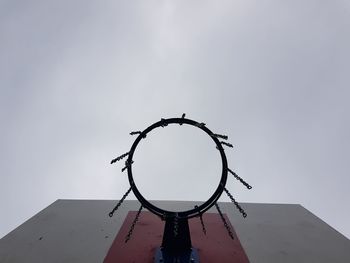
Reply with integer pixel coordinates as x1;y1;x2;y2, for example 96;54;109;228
104;211;249;263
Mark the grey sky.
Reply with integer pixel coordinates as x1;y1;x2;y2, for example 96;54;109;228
1;0;349;239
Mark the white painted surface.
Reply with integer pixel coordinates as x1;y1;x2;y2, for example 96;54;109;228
0;200;349;263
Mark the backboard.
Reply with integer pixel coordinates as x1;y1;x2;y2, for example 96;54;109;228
0;200;349;262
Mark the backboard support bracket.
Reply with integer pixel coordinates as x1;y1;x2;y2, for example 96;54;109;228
154;217;200;263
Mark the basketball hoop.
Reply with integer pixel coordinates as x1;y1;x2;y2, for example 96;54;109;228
109;114;252;263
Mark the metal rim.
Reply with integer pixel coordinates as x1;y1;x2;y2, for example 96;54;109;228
127;117;228;219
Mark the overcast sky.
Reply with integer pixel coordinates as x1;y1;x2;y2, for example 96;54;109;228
1;0;349;239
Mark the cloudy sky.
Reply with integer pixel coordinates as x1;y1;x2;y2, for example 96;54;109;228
1;0;349;239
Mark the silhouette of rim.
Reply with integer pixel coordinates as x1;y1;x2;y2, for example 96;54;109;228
127;117;228;219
